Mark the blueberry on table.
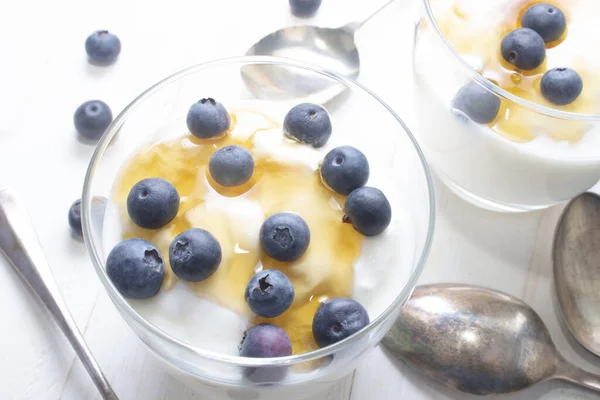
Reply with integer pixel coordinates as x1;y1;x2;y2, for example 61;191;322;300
312;298;369;347
68;199;83;237
106;238;165;299
321;146;370;195
85;30;121;64
186;98;230;139
521;4;567;43
240;323;293;383
74;100;113;140
245;269;295;318
541;68;583;106
260;213;310;262
169;228;222;282
283;103;332;148
501;28;546;70
127;178;180;230
209;145;255;187
343;187;391;236
289;0;322;17
451;82;501;124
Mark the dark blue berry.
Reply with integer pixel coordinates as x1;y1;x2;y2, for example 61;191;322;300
85;30;121;64
186;98;230;139
541;67;583;106
521;4;567;43
209;145;255;187
321;146;370;195
260;213;310;262
74;100;113;140
68;199;83;237
169;228;222;282
283;103;332;148
289;0;322;17
312;298;369;347
245;270;294;318
501;28;546;70
451;82;501;124
240;324;292;383
343;187;391;236
106;238;165;299
127;178;179;230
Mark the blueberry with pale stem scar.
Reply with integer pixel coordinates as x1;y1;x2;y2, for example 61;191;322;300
259;212;310;261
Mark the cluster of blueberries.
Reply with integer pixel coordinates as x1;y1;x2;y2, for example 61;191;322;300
451;3;583;125
106;97;390;363
68;0;323;238
68;30;122;238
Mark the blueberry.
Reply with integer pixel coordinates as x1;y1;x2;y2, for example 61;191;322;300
169;228;222;282
289;0;322;17
521;4;567;43
85;30;121;65
68;199;83;237
127;178;180;230
106;238;165;299
451;82;501;124
209;145;255;187
320;146;370;195
186;98;230;139
283;103;332;148
240;324;292;383
501;28;546;70
74;100;113;140
343;187;391;236
245;270;294;318
312;298;369;347
260;213;310;262
541;68;583;106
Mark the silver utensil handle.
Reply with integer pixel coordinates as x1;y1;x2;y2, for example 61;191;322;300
556;360;600;394
344;0;397;32
0;188;118;400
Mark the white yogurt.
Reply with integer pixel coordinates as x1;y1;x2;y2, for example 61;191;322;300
102;105;415;358
414;0;600;209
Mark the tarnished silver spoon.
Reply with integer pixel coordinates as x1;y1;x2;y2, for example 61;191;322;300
382;284;600;395
0;187;118;400
554;192;600;357
242;1;396;104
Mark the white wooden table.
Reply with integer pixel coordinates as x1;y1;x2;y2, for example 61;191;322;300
1;0;600;399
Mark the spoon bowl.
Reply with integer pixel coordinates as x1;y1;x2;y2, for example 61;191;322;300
382;284;600;395
242;1;394;104
554;192;600;357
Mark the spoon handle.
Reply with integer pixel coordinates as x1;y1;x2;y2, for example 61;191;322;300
555;359;600;394
344;0;397;32
0;188;118;400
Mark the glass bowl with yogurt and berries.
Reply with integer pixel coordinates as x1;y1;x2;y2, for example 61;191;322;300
414;0;600;212
81;56;434;399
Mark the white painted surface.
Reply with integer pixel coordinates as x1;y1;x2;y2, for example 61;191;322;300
1;0;599;399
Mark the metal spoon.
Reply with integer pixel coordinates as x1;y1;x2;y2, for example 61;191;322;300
242;1;396;104
554;192;600;357
0;188;118;400
382;283;600;395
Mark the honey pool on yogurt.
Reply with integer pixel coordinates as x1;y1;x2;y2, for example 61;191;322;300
437;0;600;143
111;108;364;354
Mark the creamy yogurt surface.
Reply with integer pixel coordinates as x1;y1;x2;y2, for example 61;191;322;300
413;0;600;208
102;104;415;357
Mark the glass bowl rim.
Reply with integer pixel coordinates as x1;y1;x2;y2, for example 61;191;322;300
422;0;600;121
81;55;435;368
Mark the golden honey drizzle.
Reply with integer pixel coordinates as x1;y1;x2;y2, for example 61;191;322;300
112;110;363;354
439;0;599;143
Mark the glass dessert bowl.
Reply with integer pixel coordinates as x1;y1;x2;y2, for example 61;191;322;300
81;56;434;399
414;0;600;212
